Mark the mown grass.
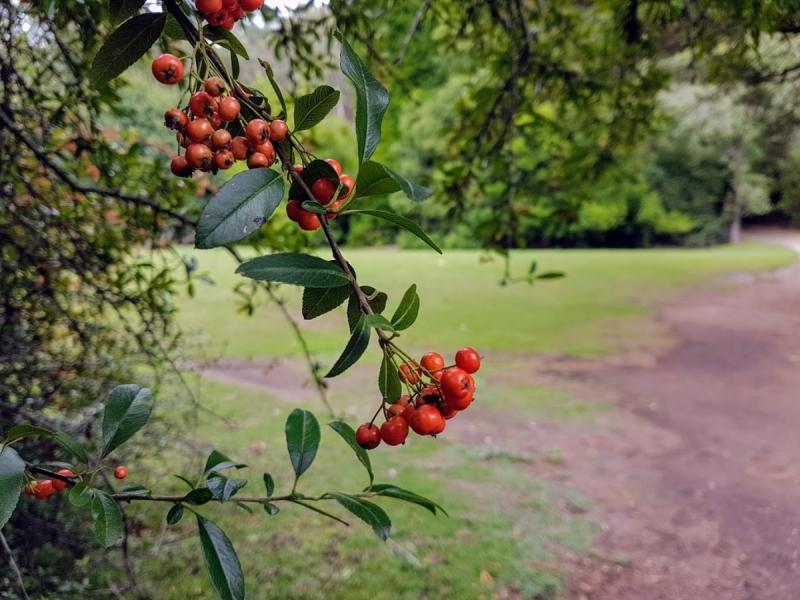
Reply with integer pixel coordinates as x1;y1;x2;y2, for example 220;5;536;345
130;241;795;599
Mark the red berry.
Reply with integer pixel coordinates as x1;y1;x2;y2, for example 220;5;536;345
269;119;289;142
387;403;405;417
24;482;37;496
189;91;218;118
311;178;336;204
381;417;409;446
439;403;459;420
245;119;270;144
220;13;235;29
114;466;128;480
34;480;54;500
185;118;214;143
401;402;416;424
297;210;321;231
238;0;264;10
398;362;421;385
176;131;191;148
218;97;240;122
455;347;481;374
325;158;343;177
420;352;445;373
293;164;304;173
52;469;74;492
171;155;193;178
409;404;443;436
205;8;229;26
213;149;235;170
247;152;270;169
286;199;303;222
211;129;232;150
230;136;251;160
356;423;381;450
254;140;274;157
185;144;213;170
164;108;189;131
326;200;342;220
441;367;474;411
152;54;184;85
204;76;226;96
229;3;245;18
339;174;354;200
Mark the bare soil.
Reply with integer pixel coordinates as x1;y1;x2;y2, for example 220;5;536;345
202;232;800;600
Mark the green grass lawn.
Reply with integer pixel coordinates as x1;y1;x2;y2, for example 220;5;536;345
131;241;795;599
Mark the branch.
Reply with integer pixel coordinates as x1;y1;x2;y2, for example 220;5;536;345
0;531;30;600
395;0;431;66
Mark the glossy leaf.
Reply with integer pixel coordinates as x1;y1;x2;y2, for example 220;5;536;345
302;283;350;320
90;13;167;86
370;484;448;516
378;353;402;404
207;473;248;503
385;166;433;203
101;385;153;458
92;490;124;548
5;424;53;444
294;85;340;131
346;210;441;253
195;169;284;249
285;409;320;479
300;201;328;215
0;444;25;531
328;492;391;541
288;159;340;201
325;316;371;378
259;60;287;116
335;32;389;164
184;488;215;506
347;286;388;333
69;482;94;507
204;26;249;59
328;421;373;486
390;284;420;331
236;253;349;288
166;503;184;525
364;314;396;333
203;450;247;477
197;515;246;600
53;432;89;465
109;0;145;25
263;473;275;497
162;15;185;40
264;503;280;516
354;160;401;198
120;485;150;496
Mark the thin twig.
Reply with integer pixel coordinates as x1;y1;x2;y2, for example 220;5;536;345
0;530;30;600
395;0;431;66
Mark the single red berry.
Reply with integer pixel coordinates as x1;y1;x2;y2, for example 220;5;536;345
455;347;481;374
220;12;235;29
396;394;411;406
238;0;264;10
164;108;189;131
205;8;229;26
247;151;270;169
196;0;223;13
152;54;184;85
401;403;416;424
209;112;223;129
326;200;342;220
387;403;405;417
222;0;237;9
185;118;214;143
213;149;235;170
421;352;445;373
204;76;226;96
189;91;218;118
325;158;343;177
293;164;304;173
245;119;270;144
339;174;354;200
439;403;459;420
409;404;443;436
254;140;274;157
286;199;303;222
381;417;409;446
432;414;446;434
311;178;336;204
114;466;128;480
229;3;245;18
52;469;74;492
230;136;251;161
170;155;193;178
211;129;232;150
176;131;191;148
24;482;37;496
185;143;213;170
269;119;289;142
218;97;240;122
297;210;321;231
356;423;381;450
441;367;474;411
34;480;54;500
398;362;421;385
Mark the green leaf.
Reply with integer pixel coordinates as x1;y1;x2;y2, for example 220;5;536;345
162;15;185;40
166;504;184;525
263;473;275;497
370;484;448;516
5;424;53;444
101;385;153;458
285;409;320;479
294;85;340;131
109;0;145;25
184;488;214;506
302;283;350;320
203;450;247;477
390;284;420;331
300;201;328;215
120;485;150;496
204;25;249;59
347;286;388;333
236;253;349;288
327;422;373;486
53;432;89;465
92;491;124;548
0;444;25;531
536;271;565;279
346;210;441;254
231;500;252;514
69;482;94;507
264;503;280;516
328;492;391;541
89;13;168;86
288;159;340;201
174;474;195;490
378;354;402;404
384;166;434;203
196;515;246;600
195;169;284;249
528;261;537;275
259;60;287;116
325;316;371;378
364;314;396;333
354;161;401;198
335;32;389;164
207;473;248;503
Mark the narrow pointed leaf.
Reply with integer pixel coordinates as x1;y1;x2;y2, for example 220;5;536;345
236;253;349;288
335;32;390;164
166;503;184;525
263;473;275;497
536;271;565;279
184;488;214;506
120;485;150;496
384;166;433;202
370;484;448;516
364;314;396;333
264;503;280;516
294;85;340;131
5;425;53;444
69;482;94;507
346;210;441;253
101;385;153;458
196;515;246;600
259;60;287;115
347;286;388;333
325;316;371;378
195;169;284;249
92;491;124;548
203;450;247;477
328;492;391;540
302;284;350;320
207;473;248;503
109;0;146;25
390;284;420;331
90;13;167;86
355;161;401;198
54;432;89;464
328;421;373;485
0;444;25;531
378;354;402;404
285;409;320;479
204;26;249;59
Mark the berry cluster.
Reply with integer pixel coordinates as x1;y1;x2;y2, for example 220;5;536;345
23;466;128;501
195;0;264;31
356;347;482;450
285;159;354;231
